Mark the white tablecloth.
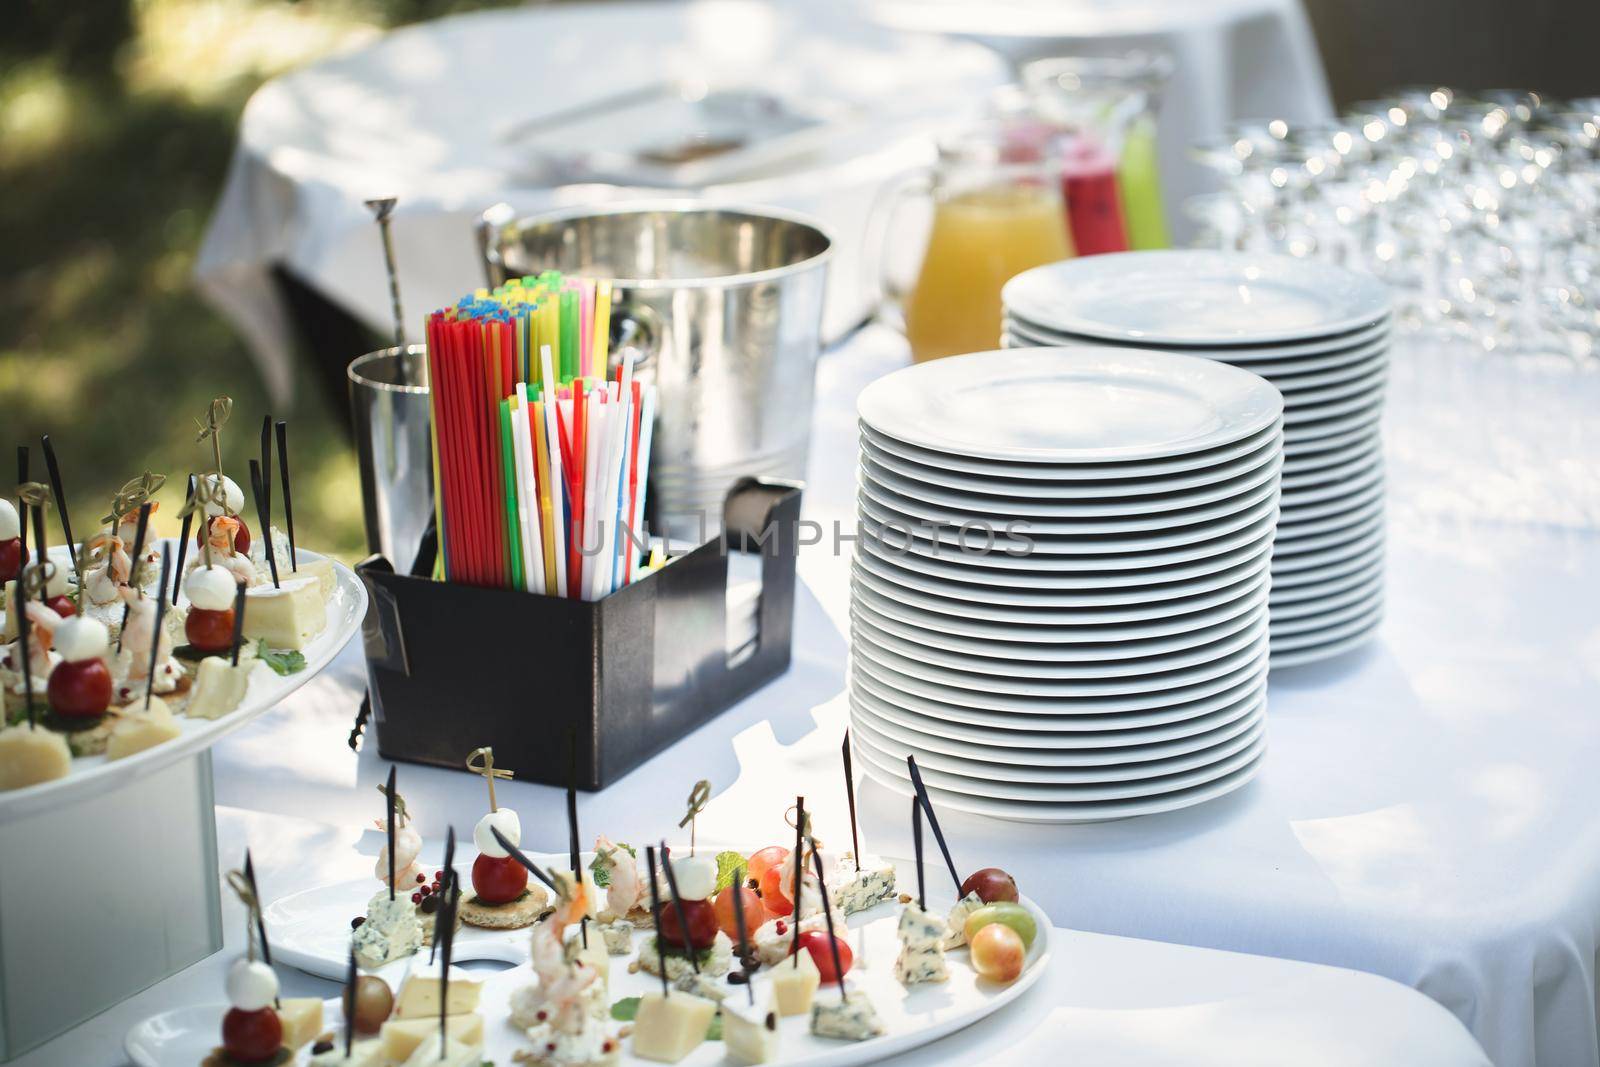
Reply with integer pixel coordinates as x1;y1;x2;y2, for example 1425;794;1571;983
194;0;1331;406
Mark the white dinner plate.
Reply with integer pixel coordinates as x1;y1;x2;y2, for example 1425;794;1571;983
1270;556;1384;604
857;743;1265;823
1280;384;1386;426
1271;510;1383;557
1269;618;1383;669
851;563;1268;633
1279;442;1383;491
1269;602;1385;652
859;463;1281;535
858;419;1283;482
1278;459;1383;507
1001;251;1391;346
1273;492;1385;541
858;489;1280;557
1275;367;1389;408
1276;478;1385;528
854;724;1268;804
1271;527;1385;575
1279;436;1383;475
853;625;1267;699
850;679;1265;760
859;431;1281;500
851;707;1266;785
1269;572;1384;621
1001;313;1391;363
858;449;1282;518
857;347;1283;464
854;536;1273;608
850;602;1268;675
141;856;1052;1067
851;642;1268;717
1281;402;1384;445
859;504;1279;572
1268;587;1384;636
1250;346;1390;388
1271;546;1386;590
1282;419;1382;457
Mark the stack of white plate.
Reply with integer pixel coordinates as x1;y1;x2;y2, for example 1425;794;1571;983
850;347;1283;823
1001;251;1391;667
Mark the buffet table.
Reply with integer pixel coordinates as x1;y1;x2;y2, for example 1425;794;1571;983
23;327;1597;1066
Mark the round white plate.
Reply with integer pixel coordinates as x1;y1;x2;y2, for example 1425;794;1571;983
857;347;1283;464
851;681;1260;764
0;543;365;822
1282;402;1384;445
1252;346;1390;388
1276;368;1389;408
1002;313;1391;363
1270;602;1385;652
1271;546;1386;590
1270;618;1383;669
1279;459;1382;507
1282;419;1381;458
851;563;1268;633
1269;587;1384;636
1277;480;1385;529
141;856;1052;1067
1271;527;1385;576
858;743;1265;823
1271;510;1383;557
851;601;1260;668
1280;384;1386;426
853;624;1267;699
1269;572;1384;621
857;652;1267;726
859;463;1281;535
854;537;1273;608
859;450;1282;518
855;724;1268;804
859;419;1283;482
859;432;1281;500
858;489;1280;558
1280;443;1383;491
1280;436;1383;475
1271;557;1384;605
1001;251;1391;346
852;707;1266;786
1274;492;1384;541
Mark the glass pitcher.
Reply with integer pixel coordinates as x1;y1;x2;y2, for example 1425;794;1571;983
1021;52;1175;254
875;121;1073;364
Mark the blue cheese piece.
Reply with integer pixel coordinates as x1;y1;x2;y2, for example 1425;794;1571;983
722;995;781;1064
638;930;732;981
894;903;949;985
599;919;634;956
673;972;729;1001
943;891;984;950
831;855;897;915
354;890;423;969
810;993;886;1041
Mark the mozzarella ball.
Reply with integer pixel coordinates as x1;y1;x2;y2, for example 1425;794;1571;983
0;499;17;540
200;474;245;518
474;808;521;858
23;560;68;598
671;854;718;902
185;564;238;612
225;958;279;1011
53;616;109;662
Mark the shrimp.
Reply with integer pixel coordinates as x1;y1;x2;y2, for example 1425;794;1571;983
513;870;602;1033
82;532;131;605
4;600;62;682
115;589;180;700
593;835;641;921
116;506;161;585
201;516;257;585
374;819;425;889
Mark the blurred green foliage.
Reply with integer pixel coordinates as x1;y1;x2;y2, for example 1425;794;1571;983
0;0;520;561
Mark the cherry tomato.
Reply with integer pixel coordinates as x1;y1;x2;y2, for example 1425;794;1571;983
200;516;251;555
746;845;788;884
185;607;236;653
343;975;393;1034
45;594;75;618
471;853;528;905
969;922;1025;983
711;884;764;940
960;867;1019;904
47;659;112;719
759;866;793;917
798;929;853;983
221;1006;282;1063
0;538;19;583
657;897;719;951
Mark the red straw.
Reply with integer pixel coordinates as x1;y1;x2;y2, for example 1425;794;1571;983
570;380;587;598
624;379;644;582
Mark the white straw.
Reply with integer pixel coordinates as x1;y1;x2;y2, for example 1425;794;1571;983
512;385;545;595
628;386;656;580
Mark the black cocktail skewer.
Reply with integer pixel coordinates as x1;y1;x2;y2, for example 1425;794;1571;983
275;420;296;571
643;845;670;999
659;839;700;975
906;756;961;894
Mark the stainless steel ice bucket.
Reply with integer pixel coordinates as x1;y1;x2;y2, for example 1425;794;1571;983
348;345;433;574
477;201;832;534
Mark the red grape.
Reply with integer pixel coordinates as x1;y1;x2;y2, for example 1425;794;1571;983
47;659;112;718
747;846;788;884
657;897;719;951
960;868;1019;904
471;853;528;904
185;607;236;653
0;539;19;583
221;1007;282;1063
45;594;75;618
798;929;853;983
759;866;793;917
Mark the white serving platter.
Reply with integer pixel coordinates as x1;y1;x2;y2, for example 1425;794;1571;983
1001;314;1391;363
0;542;365;822
857;348;1283;464
159;854;1056;1067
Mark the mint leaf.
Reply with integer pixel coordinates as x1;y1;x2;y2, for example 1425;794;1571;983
610;996;641;1022
714;850;745;893
590;849;612;888
706;1014;723;1041
255;640;305;676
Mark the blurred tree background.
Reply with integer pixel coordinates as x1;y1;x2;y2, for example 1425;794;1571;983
0;0;517;562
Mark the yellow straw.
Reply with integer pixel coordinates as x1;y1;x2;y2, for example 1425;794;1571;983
594;280;612;375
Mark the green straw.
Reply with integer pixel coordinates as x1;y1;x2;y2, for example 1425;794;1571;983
560;290;578;381
499;397;522;590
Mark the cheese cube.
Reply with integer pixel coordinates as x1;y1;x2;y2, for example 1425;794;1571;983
0;722;71;791
811;993;886;1041
394;974;482;1019
105;696;180;761
722;995;781;1065
243;577;325;650
399;1033;481;1066
770;950;821;1017
378;1014;482;1061
832;857;897;915
309;1039;384;1066
185;655;251;719
275;997;324;1050
599;918;634;955
573;928;610;990
289;556;337;601
630;991;716;1063
944;891;984;949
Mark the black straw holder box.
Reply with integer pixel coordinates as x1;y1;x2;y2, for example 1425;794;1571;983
356;479;801;790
